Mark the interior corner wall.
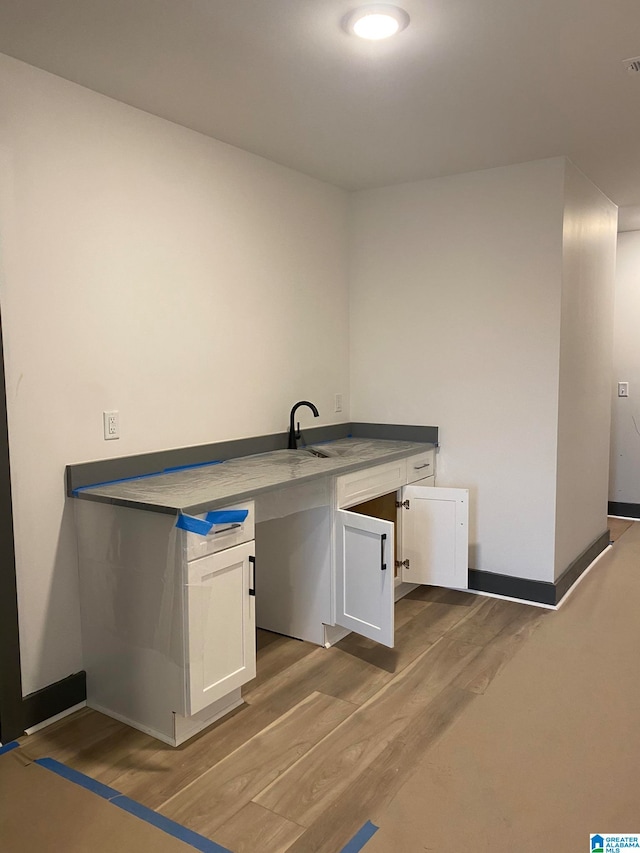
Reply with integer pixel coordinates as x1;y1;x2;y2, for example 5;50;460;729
554;162;617;579
609;230;640;507
349;158;566;583
0;54;350;696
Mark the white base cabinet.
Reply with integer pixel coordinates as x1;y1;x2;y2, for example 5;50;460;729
75;446;467;744
255;503;332;647
334;473;468;648
257;448;469;650
74;500;255;746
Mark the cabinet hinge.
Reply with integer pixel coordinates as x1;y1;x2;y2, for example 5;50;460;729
395;559;410;569
395;499;410;509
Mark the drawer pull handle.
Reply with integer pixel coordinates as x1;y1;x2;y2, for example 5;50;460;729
414;463;430;470
380;533;387;572
211;523;242;536
249;555;256;596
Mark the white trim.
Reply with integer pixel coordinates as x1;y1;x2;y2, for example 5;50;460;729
24;701;86;735
85;702;177;745
468;589;556;610
554;544;612;609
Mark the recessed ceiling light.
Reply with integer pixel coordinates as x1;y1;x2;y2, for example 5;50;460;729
343;5;410;41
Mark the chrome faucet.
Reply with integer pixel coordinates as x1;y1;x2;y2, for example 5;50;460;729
288;400;319;449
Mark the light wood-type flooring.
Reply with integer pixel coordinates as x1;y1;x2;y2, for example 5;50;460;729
607;515;634;542
17;521;628;853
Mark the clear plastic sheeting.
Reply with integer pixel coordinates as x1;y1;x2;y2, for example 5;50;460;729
255;478;333;645
254;476;332;524
182;502;255;561
72;439;432;515
176;508;249;535
73;498;255;743
74;499;184;663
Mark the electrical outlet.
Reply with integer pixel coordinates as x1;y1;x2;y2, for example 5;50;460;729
103;410;120;440
618;382;629;398
334;393;343;413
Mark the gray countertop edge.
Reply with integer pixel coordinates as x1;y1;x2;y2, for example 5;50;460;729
72;441;437;516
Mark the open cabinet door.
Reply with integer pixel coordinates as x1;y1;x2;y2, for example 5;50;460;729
335;510;395;647
400;485;469;589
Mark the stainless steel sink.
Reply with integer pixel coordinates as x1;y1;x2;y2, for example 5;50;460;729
260;449;333;464
304;444;356;458
264;444;361;463
302;447;331;459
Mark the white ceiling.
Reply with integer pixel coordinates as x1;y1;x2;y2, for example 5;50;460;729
2;0;640;217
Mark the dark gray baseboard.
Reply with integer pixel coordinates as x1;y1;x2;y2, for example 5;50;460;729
608;501;640;519
66;422;439;494
554;530;611;603
469;530;611;606
0;670;87;742
468;569;557;605
21;671;87;732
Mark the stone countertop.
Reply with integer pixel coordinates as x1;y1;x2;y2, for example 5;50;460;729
73;438;434;515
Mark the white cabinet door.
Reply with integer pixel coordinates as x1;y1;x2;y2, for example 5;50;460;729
400;485;469;589
335;510;395;647
185;540;256;715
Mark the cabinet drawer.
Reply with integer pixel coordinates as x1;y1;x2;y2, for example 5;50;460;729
405;450;435;484
185;501;255;561
336;459;407;509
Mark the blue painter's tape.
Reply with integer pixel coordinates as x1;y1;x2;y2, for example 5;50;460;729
35;756;230;852
0;741;20;756
176;508;249;535
35;757;122;801
175;514;214;535
72;459;224;496
340;821;379;853
204;509;248;525
163;460;223;474
72;469;179;495
112;795;231;852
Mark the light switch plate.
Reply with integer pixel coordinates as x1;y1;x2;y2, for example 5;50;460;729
618;382;629;398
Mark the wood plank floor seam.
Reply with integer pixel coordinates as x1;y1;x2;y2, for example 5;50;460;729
280;684;478;853
253;639;485;826
156;690;352;813
213;801;307;853
251;631;456;797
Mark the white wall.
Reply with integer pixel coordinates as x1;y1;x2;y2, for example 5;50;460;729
349;159;566;582
554;163;617;578
610;231;640;506
0;55;350;695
